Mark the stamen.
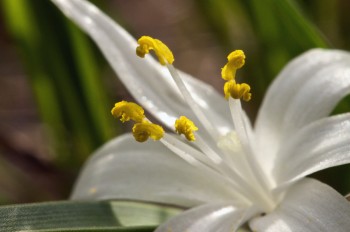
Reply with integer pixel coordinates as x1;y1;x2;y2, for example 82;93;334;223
136;36;174;65
221;50;245;81
220;50;275;209
132;121;164;142
111;100;163;143
111;101;145;123
136;36;220;139
175;116;198;141
229;98;275;209
224;80;252;101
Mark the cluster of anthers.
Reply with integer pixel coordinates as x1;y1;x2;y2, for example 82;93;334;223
111;100;196;142
113;36;275;212
112;35;251;144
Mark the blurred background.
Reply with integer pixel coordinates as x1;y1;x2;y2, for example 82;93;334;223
0;0;349;204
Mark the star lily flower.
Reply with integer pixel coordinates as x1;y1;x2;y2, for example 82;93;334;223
52;0;350;231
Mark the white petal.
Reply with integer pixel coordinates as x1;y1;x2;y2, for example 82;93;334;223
275;113;350;184
51;0;233;136
250;178;350;232
155;203;255;232
71;134;240;207
255;49;350;172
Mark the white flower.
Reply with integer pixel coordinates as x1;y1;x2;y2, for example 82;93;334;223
52;0;350;231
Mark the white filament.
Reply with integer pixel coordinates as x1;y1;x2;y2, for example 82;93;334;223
166;64;220;140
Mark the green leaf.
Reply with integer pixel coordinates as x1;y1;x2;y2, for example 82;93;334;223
0;200;182;232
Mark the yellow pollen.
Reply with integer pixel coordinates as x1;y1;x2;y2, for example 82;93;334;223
132;121;164;142
175;116;198;141
221;50;246;81
224;80;252;102
136;36;174;65
111;101;145;123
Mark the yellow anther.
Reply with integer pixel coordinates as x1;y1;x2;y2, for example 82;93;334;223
221;50;246;81
132;121;164;142
175;116;198;141
224;80;252;101
136;36;174;65
111;101;145;123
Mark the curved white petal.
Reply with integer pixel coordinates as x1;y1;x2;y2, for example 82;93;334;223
51;0;233;137
275;113;350;184
255;49;350;172
250;178;350;232
155;203;255;232
71;134;240;207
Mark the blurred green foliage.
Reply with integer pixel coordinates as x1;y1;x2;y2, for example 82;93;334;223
1;0;117;167
197;0;328;107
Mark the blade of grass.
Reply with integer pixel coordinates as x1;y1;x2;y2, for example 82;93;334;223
274;0;329;48
0;200;182;231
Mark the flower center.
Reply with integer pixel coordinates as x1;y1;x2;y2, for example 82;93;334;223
113;36;276;212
